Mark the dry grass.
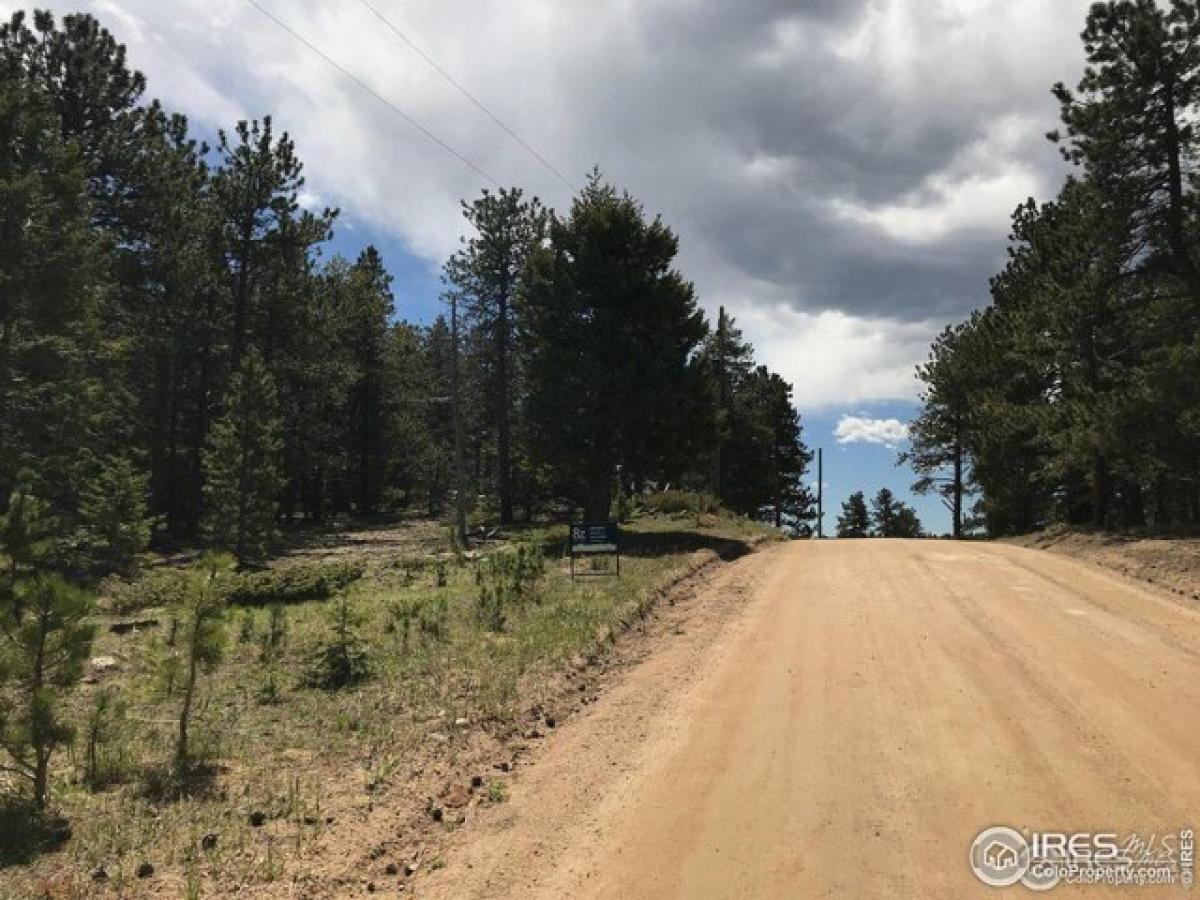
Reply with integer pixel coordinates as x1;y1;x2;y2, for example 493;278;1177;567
0;511;779;898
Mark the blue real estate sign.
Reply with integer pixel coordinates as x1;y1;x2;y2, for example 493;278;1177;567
571;522;618;547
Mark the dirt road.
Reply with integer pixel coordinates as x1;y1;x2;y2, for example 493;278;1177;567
418;540;1200;898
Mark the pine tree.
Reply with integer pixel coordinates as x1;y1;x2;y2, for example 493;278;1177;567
892;506;924;539
77;454;154;575
171;554;229;775
0;574;96;809
522;171;707;518
1050;0;1200;304
902;324;974;538
716;364;814;530
697;307;754;501
210;117;333;370
837;492;870;538
870;489;901;537
343;247;395;515
303;589;370;690
202;350;285;566
444;188;547;525
418;316;457;516
0;68;109;530
0;473;58;586
117;107;215;537
870;488;923;538
758;371;816;533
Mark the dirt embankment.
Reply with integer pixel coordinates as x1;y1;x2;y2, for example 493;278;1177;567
1008;528;1200;602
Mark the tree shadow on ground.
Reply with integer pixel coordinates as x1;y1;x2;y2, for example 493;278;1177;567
619;529;758;560
0;797;71;867
138;761;224;805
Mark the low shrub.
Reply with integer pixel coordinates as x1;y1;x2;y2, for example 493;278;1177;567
107;559;365;612
224;560;365;607
418;595;449;642
643;490;721;517
105;567;189;613
474;544;546;631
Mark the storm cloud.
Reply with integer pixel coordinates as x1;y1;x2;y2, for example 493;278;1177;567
3;0;1092;405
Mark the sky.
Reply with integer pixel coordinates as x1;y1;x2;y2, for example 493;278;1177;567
4;0;1097;534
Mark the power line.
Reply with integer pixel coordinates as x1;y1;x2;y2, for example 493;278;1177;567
242;0;501;187
355;0;576;192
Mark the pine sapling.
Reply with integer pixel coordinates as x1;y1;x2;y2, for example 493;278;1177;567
0;574;96;809
304;591;369;690
172;554;231;776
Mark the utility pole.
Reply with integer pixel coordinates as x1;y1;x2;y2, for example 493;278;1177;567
450;291;468;547
713;306;726;501
817;447;824;539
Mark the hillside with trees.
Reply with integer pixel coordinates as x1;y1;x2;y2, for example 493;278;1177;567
0;10;813;560
0;7;815;878
909;0;1200;537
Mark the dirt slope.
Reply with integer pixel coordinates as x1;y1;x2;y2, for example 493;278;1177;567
414;540;1200;899
1009;529;1200;601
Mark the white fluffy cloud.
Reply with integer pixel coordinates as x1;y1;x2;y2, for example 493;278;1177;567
835;416;911;447
2;0;1094;407
727;298;936;409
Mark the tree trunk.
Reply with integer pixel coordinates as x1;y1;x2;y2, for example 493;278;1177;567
177;613;201;774
952;427;963;539
1163;78;1200;304
1192;453;1200;527
231;217;253;370
584;480;612;522
165;357;181;534
1092;452;1109;530
31;611;49;810
713;307;726;501
359;379;372;514
496;284;513;525
450;296;467;546
0;290;16;493
192;287;218;536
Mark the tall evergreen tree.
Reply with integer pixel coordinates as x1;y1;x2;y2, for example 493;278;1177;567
902;324;974;538
697;307;754;501
0;70;107;523
756;370;816;533
116;106;214;535
417;316;457;516
870;488;901;537
202;350;285;565
444;188;547;525
522;172;707;518
719;366;814;530
344;247;395;514
1051;0;1200;304
870;488;922;538
837;491;870;538
77;454;154;575
210;117;332;370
